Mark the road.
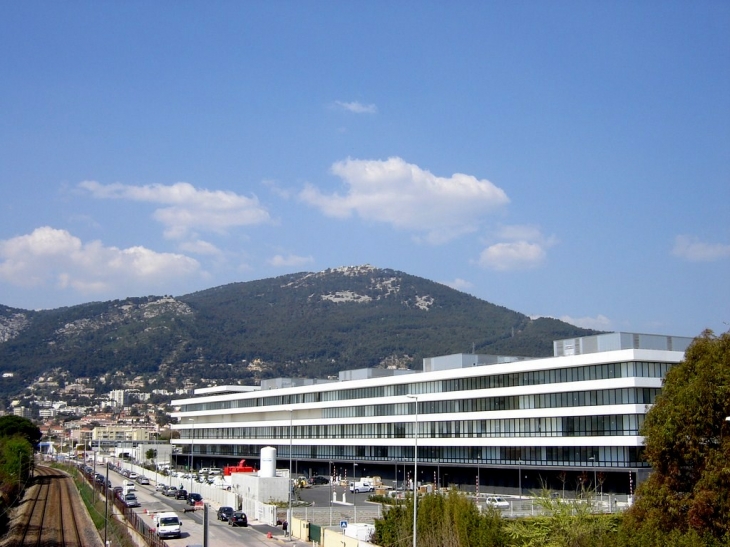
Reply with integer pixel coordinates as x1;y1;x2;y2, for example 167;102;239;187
108;467;311;546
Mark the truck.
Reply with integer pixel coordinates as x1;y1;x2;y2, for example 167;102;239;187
154;511;182;539
349;480;374;493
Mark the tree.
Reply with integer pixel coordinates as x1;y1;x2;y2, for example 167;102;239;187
623;330;730;544
0;416;41;446
373;489;506;547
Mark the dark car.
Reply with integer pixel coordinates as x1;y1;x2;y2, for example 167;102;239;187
216;506;234;521
311;475;330;485
124;493;141;508
228;511;248;527
187;493;203;506
175;489;188;500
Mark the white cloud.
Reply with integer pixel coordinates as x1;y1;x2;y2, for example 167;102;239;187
300;157;509;243
267;254;314;268
558;314;613;330
334;101;378;114
478;241;545;271
0;226;200;293
178;239;223;256
444;278;473;291
476;224;555;271
79;181;271;239
671;235;730;262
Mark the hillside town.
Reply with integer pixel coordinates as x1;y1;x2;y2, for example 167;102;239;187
4;370;183;458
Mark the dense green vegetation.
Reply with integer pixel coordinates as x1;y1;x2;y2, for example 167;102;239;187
0;267;595;398
0;416;38;533
621;330;730;546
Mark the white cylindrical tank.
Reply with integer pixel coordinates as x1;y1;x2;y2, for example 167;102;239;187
260;446;277;477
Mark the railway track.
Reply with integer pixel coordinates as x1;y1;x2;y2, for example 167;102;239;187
2;464;102;547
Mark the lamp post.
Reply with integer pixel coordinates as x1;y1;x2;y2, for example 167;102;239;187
517;459;523;499
288;408;293;540
406;394;418;547
188;419;195;493
329;461;334;526
589;455;597;495
353;462;358;524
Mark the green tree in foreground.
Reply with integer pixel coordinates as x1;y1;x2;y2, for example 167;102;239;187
506;495;619;547
0;415;41;447
622;330;730;546
374;489;507;547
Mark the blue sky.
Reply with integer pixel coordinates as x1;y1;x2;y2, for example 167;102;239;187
1;2;728;338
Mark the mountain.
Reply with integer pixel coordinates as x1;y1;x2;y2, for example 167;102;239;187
0;265;596;399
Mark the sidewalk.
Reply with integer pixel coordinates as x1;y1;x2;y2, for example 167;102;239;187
249;522;309;546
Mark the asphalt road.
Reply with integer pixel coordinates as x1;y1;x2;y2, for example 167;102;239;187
107;468;310;547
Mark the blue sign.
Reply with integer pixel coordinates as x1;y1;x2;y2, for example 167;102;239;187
340;520;348;528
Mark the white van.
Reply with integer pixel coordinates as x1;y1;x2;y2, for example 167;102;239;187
154;511;182;539
349;480;374;493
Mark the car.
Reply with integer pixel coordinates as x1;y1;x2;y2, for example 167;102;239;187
124;493;141;508
112;486;123;497
94;474;105;484
175;489;188;500
485;496;510;508
128;472;138;480
163;486;178;497
136;475;150;485
155;483;167;492
187;493;203;505
228;511;248;527
216;506;234;521
311;475;330;485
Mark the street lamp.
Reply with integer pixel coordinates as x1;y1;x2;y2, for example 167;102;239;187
329;461;334;526
589;455;597;494
517;458;523;499
188;419;195;492
288;408;293;541
353;462;358;524
407;394;419;547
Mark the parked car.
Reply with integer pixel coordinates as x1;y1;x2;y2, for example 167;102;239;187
155;483;167;492
311;475;330;485
136;475;150;485
124;493;141;508
112;486;123;497
187;493;203;505
163;486;178;497
128;472;138;480
485;496;510;508
228;511;248;527
216;506;234;521
175;489;188;500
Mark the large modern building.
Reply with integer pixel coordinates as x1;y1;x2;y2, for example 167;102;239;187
170;332;692;495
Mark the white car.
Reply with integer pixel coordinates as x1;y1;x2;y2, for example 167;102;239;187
485;496;510;508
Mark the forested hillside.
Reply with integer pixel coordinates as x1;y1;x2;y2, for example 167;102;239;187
0;265;596;398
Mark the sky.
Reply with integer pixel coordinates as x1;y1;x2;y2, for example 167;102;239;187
0;2;728;338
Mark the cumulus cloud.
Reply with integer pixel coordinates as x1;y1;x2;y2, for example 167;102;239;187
0;226;200;293
300;157;509;243
79;181;271;239
671;235;730;262
477;224;555;271
178;239;223;256
334;101;378;114
267;254;314;267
